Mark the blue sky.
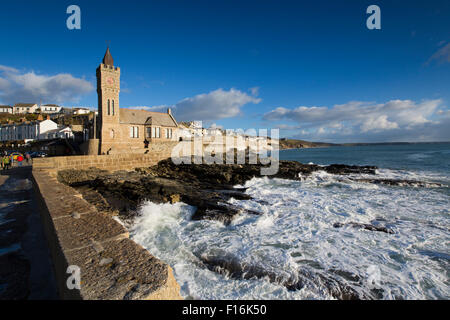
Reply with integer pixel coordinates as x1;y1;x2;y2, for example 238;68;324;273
0;0;449;142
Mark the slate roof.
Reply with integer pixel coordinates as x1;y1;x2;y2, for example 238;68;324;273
103;47;114;66
119;109;177;127
14;103;36;108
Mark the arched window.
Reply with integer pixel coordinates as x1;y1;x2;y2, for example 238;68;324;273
107;99;110;115
112;100;115;115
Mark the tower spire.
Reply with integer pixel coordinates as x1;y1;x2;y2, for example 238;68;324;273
102;46;114;66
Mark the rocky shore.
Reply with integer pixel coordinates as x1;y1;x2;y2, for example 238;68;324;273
57;158;379;224
57;156;438;225
56;156;443;300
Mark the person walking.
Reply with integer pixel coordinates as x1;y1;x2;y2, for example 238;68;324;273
4;155;10;170
25;152;31;165
17;154;24;167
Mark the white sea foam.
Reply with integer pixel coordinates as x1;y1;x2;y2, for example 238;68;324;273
128;168;450;300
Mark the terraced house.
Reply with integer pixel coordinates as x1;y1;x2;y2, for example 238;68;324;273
0;118;73;142
95;48;179;154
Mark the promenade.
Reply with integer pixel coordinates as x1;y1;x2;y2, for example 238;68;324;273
0;165;57;299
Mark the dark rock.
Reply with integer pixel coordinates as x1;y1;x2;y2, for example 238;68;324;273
351;178;445;188
333;222;394;234
198;254;373;300
57;159;381;224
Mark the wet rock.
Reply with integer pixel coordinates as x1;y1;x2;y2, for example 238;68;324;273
57;159;379;224
333;222;394;234
352;178;445;188
198;254;372;300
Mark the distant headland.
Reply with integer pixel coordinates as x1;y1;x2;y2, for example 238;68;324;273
278;139;450;150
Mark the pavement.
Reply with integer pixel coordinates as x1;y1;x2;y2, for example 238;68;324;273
0;165;58;300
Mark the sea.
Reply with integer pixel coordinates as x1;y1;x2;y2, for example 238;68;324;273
126;143;450;300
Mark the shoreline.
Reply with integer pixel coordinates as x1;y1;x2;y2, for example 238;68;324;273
53;156;448;300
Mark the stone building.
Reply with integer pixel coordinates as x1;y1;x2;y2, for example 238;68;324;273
95;48;178;154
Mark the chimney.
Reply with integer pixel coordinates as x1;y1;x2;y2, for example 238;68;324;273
167;108;172;115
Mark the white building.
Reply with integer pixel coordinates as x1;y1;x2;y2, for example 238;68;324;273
60;107;74;115
73;107;91;115
0;119;59;142
0;105;13;113
205;127;223;136
40;126;74;140
178;121;206;140
40;104;62;114
13;103;39;114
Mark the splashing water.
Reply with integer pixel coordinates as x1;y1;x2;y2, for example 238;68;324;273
127;144;450;300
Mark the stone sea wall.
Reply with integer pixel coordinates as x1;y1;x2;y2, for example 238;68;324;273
31;147;183;300
32;141;178;176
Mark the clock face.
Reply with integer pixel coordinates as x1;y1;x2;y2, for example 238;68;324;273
106;77;114;85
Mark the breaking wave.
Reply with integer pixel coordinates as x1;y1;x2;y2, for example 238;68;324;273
127;163;449;299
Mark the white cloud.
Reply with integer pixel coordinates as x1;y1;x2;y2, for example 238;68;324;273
264;99;449;142
127;88;261;121
427;42;450;65
172;88;261;121
127;105;169;112
249;86;260;96
360;115;398;132
0;65;93;105
274;124;301;130
209;123;223;129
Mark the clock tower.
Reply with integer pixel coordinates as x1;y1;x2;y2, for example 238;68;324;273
96;47;120;154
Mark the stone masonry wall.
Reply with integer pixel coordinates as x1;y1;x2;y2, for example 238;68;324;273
31;143;183;300
33;141;178;176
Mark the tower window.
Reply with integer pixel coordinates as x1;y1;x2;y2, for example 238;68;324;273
107;100;111;115
112;100;115;115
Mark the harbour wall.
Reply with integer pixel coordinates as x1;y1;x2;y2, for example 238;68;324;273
31;143;183;300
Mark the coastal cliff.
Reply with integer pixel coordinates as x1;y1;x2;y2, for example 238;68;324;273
278;139;334;150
